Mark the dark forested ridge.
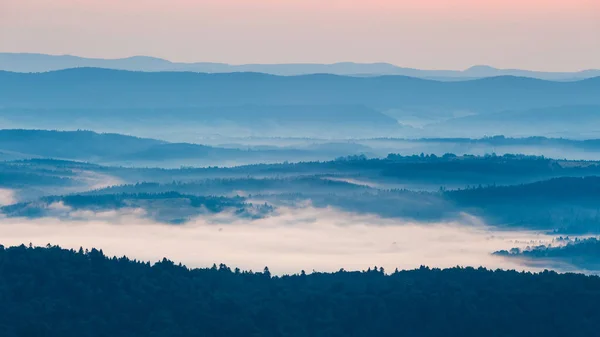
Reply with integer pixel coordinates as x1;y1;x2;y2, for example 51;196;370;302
445;176;600;232
495;237;600;271
1;244;600;337
1;192;272;223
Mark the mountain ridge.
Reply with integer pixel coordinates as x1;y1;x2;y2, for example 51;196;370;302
1;68;598;112
2;52;599;80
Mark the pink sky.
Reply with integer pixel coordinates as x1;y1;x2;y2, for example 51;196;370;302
1;0;599;70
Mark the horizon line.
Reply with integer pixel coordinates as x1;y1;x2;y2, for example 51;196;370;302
2;52;599;74
3;66;600;84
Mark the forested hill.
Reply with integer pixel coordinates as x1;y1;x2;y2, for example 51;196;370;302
1;244;600;337
495;238;600;271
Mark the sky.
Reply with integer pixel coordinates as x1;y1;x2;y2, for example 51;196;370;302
1;0;599;71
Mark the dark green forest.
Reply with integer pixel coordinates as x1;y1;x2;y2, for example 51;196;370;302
1;192;273;223
1;244;600;337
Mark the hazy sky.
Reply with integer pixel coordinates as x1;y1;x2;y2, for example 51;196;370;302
1;0;599;71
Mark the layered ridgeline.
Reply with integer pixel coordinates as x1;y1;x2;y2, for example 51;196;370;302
2;53;600;80
8;130;600;166
0;129;373;166
2;68;598;110
1;69;599;138
4;130;600;271
0;244;599;337
5;153;600;235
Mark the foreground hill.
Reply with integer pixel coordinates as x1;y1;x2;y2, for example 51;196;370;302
0;244;599;337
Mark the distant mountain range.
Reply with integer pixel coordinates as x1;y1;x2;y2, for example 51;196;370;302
2;68;598;112
423;105;600;139
1;68;599;139
2;53;599;81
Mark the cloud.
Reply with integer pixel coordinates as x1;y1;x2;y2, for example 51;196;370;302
321;176;380;188
0;205;557;275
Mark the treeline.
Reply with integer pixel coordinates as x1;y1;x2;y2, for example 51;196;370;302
0;192;248;212
446;176;600;204
1;192;274;221
85;177;368;196
415;135;600;150
1;244;600;337
237;153;600;184
7;153;600;188
495;237;600;271
45;192;247;211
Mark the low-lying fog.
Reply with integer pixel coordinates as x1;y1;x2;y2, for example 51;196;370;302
0;203;557;275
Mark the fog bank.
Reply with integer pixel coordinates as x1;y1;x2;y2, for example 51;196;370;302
0;206;555;274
